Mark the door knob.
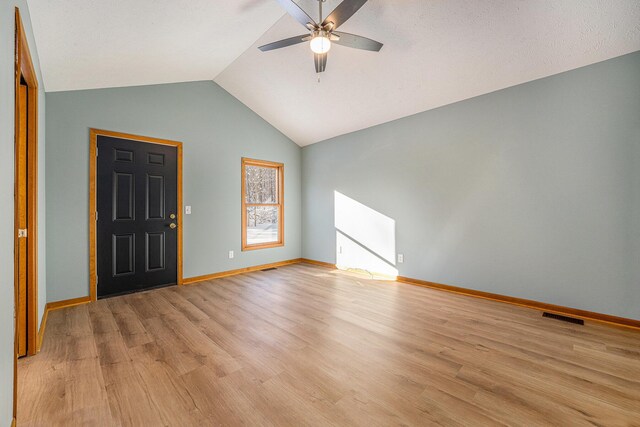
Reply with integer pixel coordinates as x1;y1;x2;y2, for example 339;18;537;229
170;213;176;219
169;223;177;229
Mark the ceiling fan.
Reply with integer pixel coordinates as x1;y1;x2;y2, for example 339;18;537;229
258;0;383;73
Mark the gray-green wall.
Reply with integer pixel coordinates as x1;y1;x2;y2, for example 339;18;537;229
302;51;640;320
1;1;46;424
46;81;301;302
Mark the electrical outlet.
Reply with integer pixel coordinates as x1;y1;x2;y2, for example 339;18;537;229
229;250;234;259
397;254;404;263
185;205;192;215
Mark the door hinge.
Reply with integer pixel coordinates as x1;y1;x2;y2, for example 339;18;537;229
95;211;98;221
18;229;27;238
96;147;98;157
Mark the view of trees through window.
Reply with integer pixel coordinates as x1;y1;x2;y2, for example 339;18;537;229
243;160;283;248
245;166;278;204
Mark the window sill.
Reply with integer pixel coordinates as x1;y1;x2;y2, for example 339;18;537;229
242;242;284;251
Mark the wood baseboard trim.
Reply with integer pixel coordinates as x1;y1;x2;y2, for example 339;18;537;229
36;296;93;350
397;276;640;330
46;296;92;311
300;258;335;269
301;259;396;280
36;307;48;352
183;258;304;285
299;258;640;330
12;417;16;427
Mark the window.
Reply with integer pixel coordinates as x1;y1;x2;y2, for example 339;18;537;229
241;158;284;250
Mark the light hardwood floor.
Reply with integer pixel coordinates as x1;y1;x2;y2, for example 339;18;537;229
18;263;640;426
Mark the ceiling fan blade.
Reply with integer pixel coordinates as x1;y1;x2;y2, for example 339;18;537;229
314;52;327;73
332;31;383;52
276;0;317;29
321;0;368;30
258;35;308;52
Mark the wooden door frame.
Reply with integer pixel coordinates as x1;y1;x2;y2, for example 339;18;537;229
89;128;183;301
14;6;39;422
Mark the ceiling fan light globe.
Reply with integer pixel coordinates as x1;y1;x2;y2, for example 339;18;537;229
310;36;331;54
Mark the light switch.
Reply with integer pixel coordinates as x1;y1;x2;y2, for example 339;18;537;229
185;205;192;215
229;250;234;259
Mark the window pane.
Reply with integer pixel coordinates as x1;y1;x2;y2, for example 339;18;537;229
246;206;279;245
245;165;278;204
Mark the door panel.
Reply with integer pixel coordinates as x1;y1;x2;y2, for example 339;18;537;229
112;234;135;276
146;175;165;219
115;149;134;162
148;152;165;165
146;232;165;271
113;172;135;220
97;136;178;297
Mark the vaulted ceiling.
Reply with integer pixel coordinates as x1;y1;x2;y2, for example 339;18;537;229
28;0;640;146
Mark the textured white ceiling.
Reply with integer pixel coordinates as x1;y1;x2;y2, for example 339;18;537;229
216;0;640;145
27;0;286;91
29;0;640;146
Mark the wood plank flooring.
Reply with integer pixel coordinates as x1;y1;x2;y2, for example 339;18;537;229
18;263;640;426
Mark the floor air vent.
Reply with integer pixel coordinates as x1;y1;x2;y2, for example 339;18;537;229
542;312;584;325
261;267;278;272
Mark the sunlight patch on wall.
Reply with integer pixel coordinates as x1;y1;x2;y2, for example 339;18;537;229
334;191;398;279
